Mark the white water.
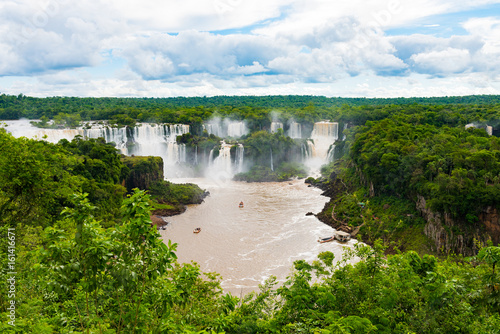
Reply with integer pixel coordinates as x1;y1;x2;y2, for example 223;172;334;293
227;121;248;138
159;178;357;295
2;120;190;178
288;121;302;139
235;144;245;174
204;119;249;138
307;121;339;172
210;141;233;175
271;122;283;133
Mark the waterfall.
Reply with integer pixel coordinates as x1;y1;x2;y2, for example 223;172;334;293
310;121;338;159
305;121;339;172
208;148;215;165
270;148;274;171
4;120;192;178
301;141;314;160
271;122;283;133
204;120;248;138
195;146;198;165
326;145;336;162
203;123;223;137
343;123;348;140
235;144;244;173
227;121;247;138
212;142;233;175
288;122;302;139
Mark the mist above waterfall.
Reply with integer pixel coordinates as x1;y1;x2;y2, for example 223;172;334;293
203;117;249;138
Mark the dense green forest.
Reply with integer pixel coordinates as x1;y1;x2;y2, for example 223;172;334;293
1;94;500;332
2;94;500;131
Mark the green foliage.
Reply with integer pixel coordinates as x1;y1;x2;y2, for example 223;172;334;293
148;180;207;205
0;129;83;228
350;118;500;220
222;243;500;333
3;94;500;332
234;162;307;182
109;114;136;127
0;190;230;333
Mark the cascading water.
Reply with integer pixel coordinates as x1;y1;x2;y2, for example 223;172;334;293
203;119;249;139
301;142;311;160
205;141;246;178
83;126;129;152
227;121;247;138
3;120;190;178
271;122;283;133
203;123;223;137
270;148;274;171
288;122;302;139
235;144;245;173
306;121;339;173
215;143;232;174
208;148;215;165
128;124;189;177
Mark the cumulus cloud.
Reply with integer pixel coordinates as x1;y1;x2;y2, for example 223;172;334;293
0;0;500;96
118;30;287;82
411;48;471;75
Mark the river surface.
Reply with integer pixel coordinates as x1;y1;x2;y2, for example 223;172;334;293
160;177;357;295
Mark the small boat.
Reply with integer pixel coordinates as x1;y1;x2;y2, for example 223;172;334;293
239;201;244;208
334;231;351;242
318;236;335;243
193;228;201;234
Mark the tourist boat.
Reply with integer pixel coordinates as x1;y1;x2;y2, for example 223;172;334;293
239;201;244;208
334;231;351;242
318;236;335;243
193;227;201;234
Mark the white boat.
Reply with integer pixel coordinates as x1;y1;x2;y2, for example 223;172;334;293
334;231;351;242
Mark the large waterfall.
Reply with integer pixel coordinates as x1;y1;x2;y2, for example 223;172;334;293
306;121;339;172
128;124;189;170
211;142;232;175
206;141;245;178
3;120;190;178
203;123;223;137
4;119;342;178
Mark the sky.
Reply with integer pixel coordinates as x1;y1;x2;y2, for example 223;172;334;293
1;0;500;98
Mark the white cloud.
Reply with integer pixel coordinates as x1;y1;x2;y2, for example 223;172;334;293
0;0;500;96
411;48;471;75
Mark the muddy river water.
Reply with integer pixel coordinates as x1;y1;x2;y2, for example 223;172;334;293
160;177;357;295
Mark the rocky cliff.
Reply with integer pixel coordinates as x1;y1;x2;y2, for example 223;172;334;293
417;195;500;256
121;156;164;192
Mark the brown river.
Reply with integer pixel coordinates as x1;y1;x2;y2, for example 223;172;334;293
159;177;357;295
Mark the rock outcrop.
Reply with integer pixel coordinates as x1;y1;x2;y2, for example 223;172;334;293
417;195;499;256
121;156;164;192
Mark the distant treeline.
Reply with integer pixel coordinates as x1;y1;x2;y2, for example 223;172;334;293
2;94;500;133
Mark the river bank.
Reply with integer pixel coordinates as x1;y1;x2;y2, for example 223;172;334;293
310;167;434;255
